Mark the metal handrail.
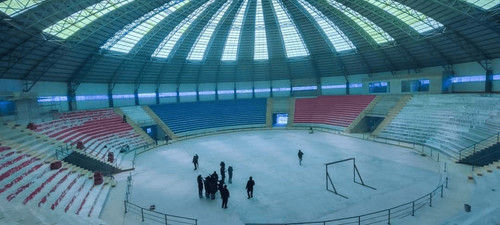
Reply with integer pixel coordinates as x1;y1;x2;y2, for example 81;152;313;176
246;177;448;225
124;199;197;224
124;171;197;225
458;132;499;160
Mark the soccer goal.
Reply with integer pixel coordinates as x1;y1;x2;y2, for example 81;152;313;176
325;158;376;199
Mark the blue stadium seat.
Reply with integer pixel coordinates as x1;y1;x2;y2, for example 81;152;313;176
149;99;267;135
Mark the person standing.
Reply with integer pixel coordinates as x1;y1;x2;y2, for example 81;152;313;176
298;150;304;165
220;161;226;182
197;175;204;198
211;171;218;181
193;154;199;170
218;180;224;198
246;176;255;199
221;185;230;208
228;166;233;184
204;175;210;198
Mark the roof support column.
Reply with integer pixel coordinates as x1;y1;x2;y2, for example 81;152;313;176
196;85;200;102
215;85;219;101
108;83;114;108
252;81;256;99
155;85;160;105
317;79;322;96
134;84;139;106
345;80;350;95
176;85;180;103
67;82;77;111
441;69;454;94
234;85;237;99
486;69;493;93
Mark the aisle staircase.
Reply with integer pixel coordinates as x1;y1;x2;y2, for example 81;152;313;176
371;95;412;136
345;96;382;133
62;151;126;176
114;108;155;145
266;98;273;128
459;133;500;167
142;106;177;140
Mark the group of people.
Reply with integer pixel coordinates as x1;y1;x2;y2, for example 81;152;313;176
194;158;236;209
197;172;230;207
193;149;303;209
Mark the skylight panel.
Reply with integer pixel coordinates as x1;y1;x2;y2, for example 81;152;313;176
152;0;216;59
325;0;393;44
0;0;47;17
297;0;355;53
187;0;234;61
270;0;309;58
43;0;134;39
463;0;499;10
221;0;250;61
101;0;189;53
363;0;443;33
254;0;268;60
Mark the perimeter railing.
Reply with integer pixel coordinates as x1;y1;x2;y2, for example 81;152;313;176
124;172;197;225
306;126;445;162
246;177;448;225
458;132;499;161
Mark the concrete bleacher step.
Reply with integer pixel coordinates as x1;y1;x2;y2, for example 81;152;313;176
51;171;90;212
36;169;81;209
15;166;71;205
374;95;412;131
1;202;107;225
80;178;111;217
27;168;74;206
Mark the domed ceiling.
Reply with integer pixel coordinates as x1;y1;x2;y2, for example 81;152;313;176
0;0;498;90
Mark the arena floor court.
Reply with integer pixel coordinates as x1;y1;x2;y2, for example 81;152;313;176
96;129;494;225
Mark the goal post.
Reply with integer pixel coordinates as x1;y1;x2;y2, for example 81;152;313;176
325;158;376;199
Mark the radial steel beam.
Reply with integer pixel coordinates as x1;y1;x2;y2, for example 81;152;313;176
339;0;424;40
315;0;381;49
20;44;68;92
446;30;490;70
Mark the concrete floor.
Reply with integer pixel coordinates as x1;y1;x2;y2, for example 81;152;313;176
99;129;500;225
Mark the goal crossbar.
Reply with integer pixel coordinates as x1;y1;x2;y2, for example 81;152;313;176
325;158;376;199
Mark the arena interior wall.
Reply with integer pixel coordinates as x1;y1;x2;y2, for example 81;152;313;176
0;59;499;114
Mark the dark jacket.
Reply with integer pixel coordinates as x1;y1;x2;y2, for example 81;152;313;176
221;187;230;199
246;179;255;190
204;176;210;191
197;176;203;189
220;162;225;174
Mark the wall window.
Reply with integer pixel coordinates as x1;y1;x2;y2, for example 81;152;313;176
401;79;429;92
369;81;389;93
138;93;156;98
198;91;216;96
76;95;109;101
112;94;135;99
451;75;486;83
292;86;317;91
217;90;235;95
37;96;68;103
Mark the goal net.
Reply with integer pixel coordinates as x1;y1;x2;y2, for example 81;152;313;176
325;158;376;199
